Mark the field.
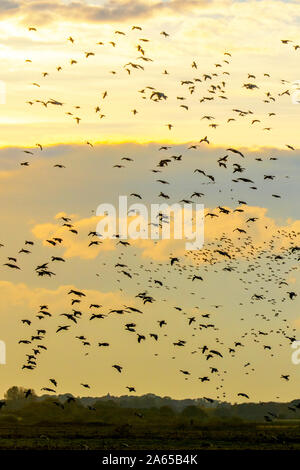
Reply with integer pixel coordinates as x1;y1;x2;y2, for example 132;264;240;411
0;421;300;450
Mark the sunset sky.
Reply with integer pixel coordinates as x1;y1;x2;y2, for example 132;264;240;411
0;0;299;403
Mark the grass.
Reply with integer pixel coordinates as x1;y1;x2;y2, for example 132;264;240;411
0;421;300;450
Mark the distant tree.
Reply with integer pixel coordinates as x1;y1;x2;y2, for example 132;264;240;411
4;386;36;412
5;386;36;401
215;405;234;419
181;405;206;419
159;405;175;416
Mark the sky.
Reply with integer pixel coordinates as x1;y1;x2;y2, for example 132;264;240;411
0;0;299;403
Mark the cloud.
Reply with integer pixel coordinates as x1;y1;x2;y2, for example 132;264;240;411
32;214;115;259
0;170;14;181
0;280;134;313
0;0;216;25
30;204;300;262
134;205;300;261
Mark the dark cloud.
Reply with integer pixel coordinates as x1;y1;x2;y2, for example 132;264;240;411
0;0;19;10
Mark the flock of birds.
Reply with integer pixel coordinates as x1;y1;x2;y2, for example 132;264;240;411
0;25;299;417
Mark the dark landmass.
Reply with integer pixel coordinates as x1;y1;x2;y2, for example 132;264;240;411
0;387;300;449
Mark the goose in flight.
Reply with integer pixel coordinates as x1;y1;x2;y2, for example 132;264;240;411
4;263;20;269
227;148;244;158
68;289;85;297
238;393;250;399
41;387;56;393
180;370;190;375
215;250;231;259
56;325;70;333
